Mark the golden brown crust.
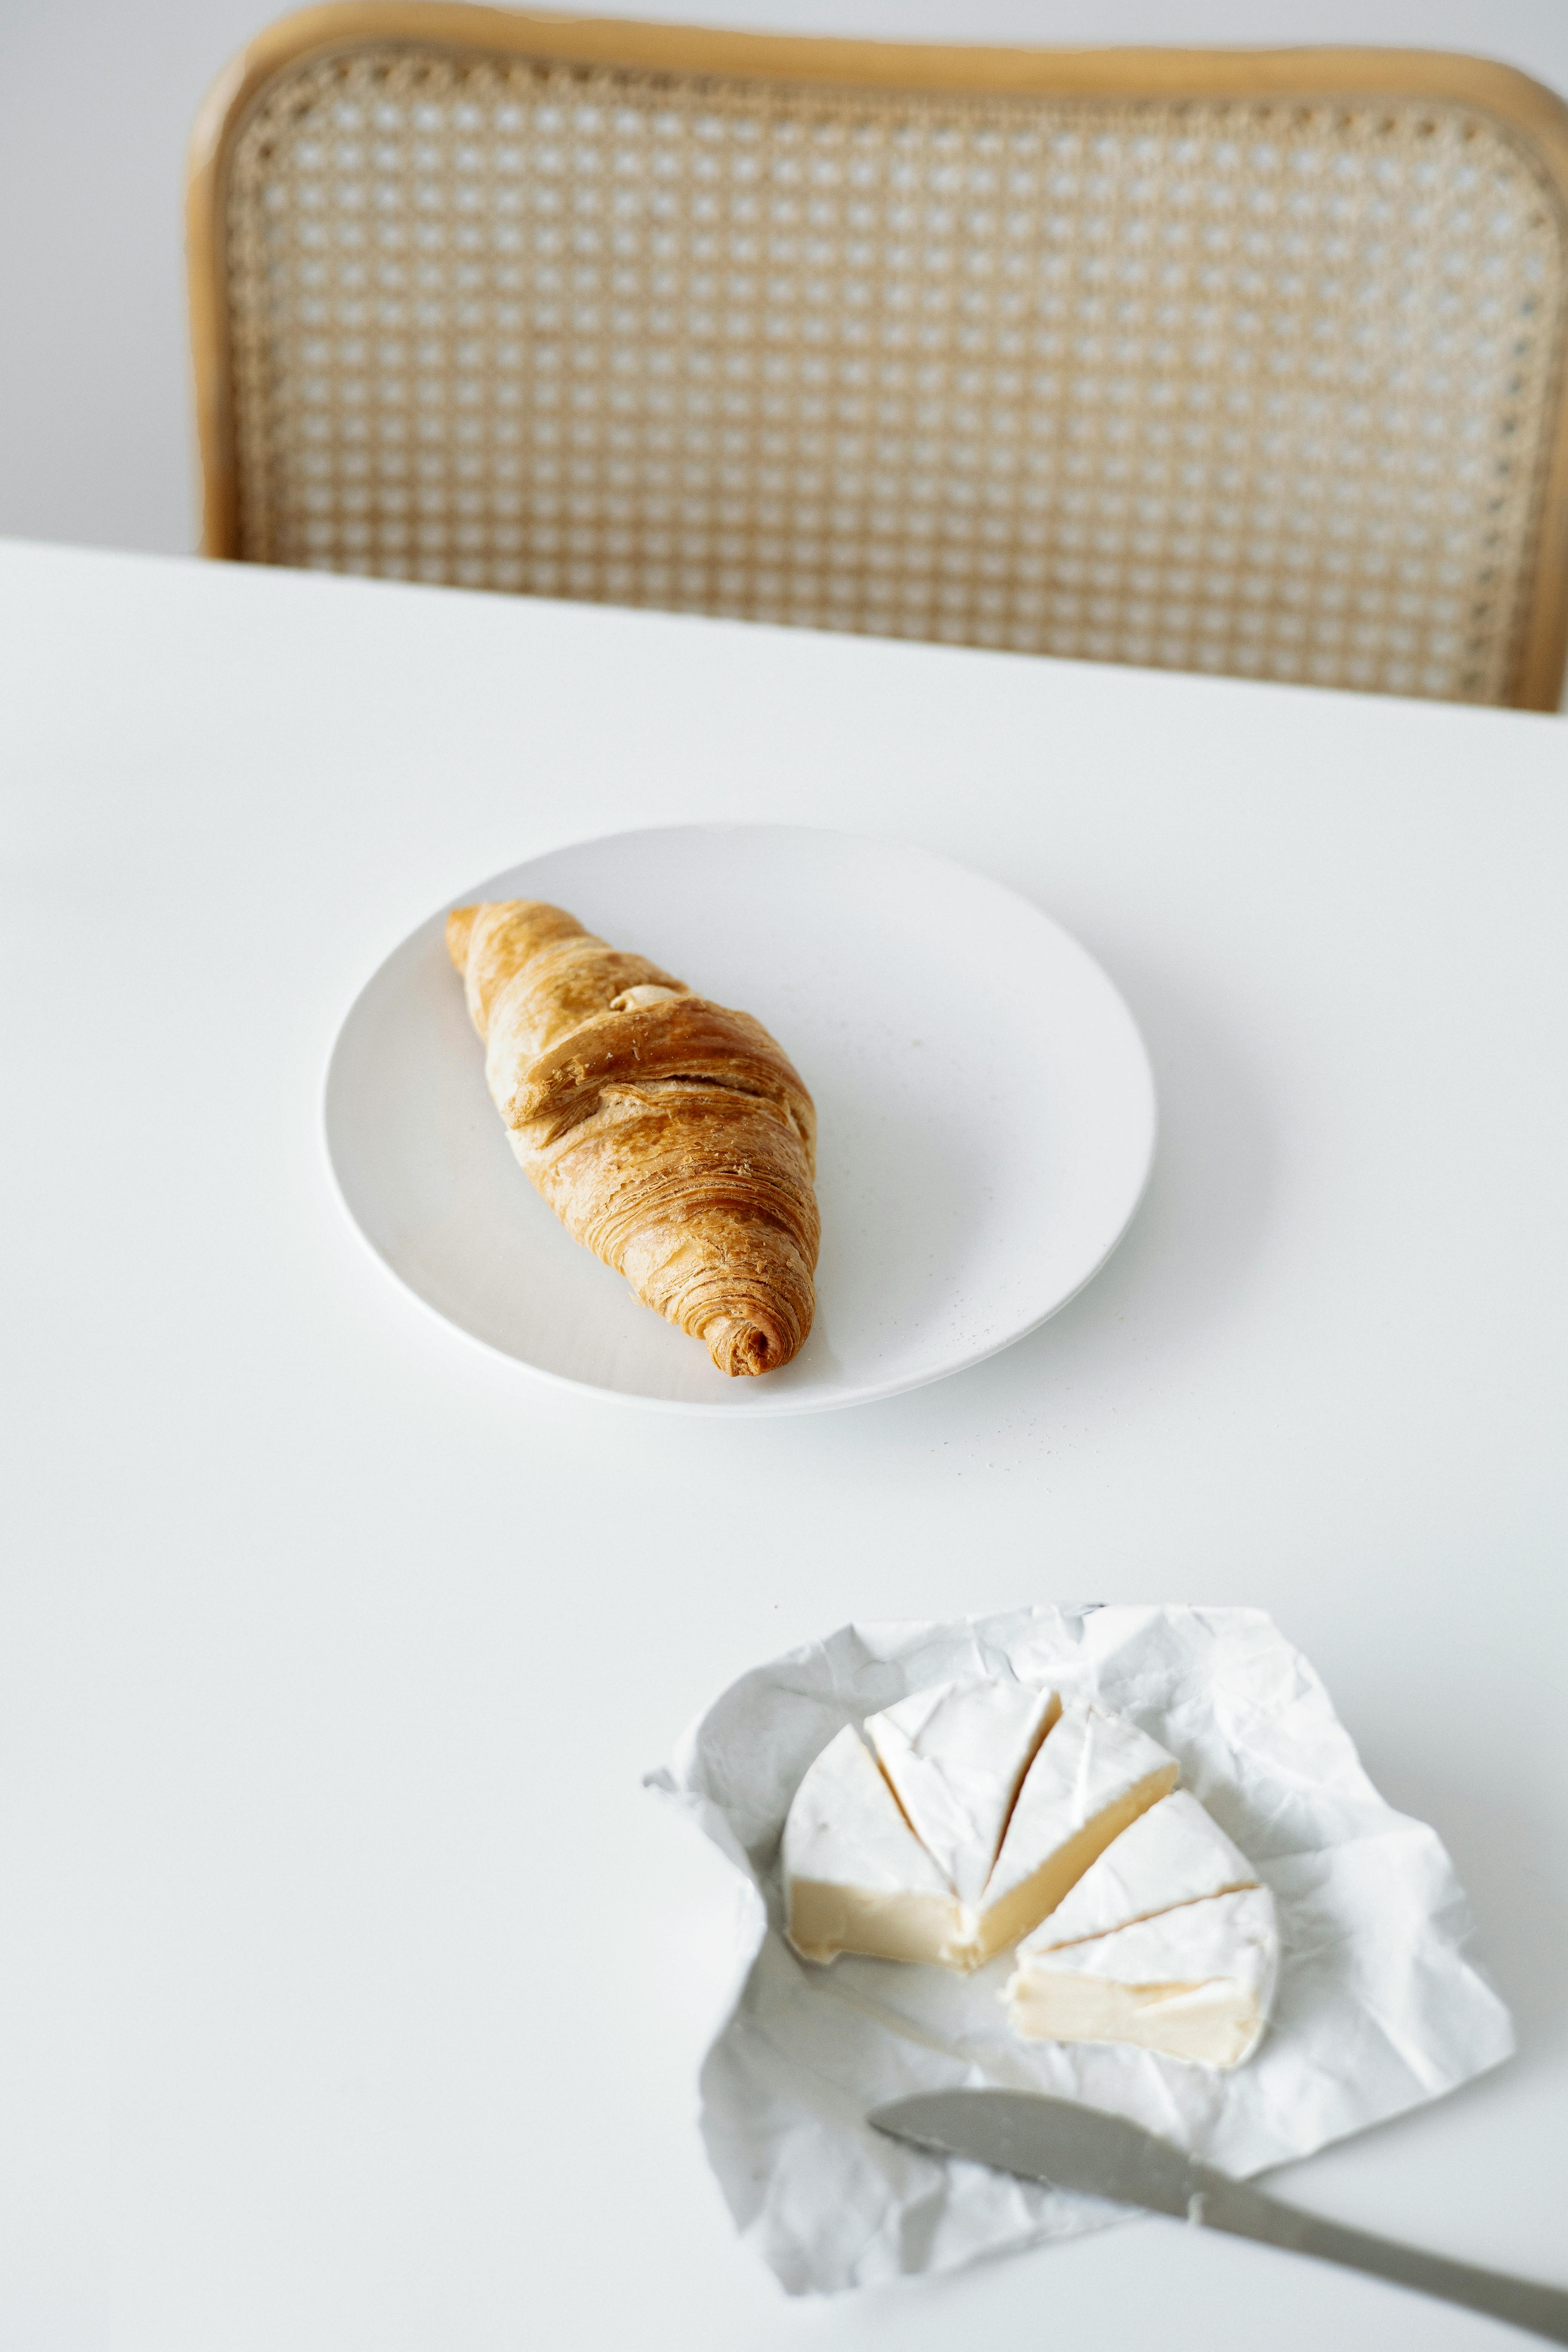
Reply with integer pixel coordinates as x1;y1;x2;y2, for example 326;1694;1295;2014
446;899;819;1375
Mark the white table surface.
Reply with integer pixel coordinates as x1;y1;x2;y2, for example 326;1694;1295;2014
2;536;1564;2352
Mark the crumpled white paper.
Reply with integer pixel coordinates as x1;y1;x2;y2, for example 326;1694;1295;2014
646;1604;1515;2296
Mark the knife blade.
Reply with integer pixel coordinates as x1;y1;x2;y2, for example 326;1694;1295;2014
873;2088;1200;2214
869;2090;1568;2345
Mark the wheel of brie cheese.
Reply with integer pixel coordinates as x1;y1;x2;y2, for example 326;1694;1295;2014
783;1675;1178;1971
780;1680;1279;2069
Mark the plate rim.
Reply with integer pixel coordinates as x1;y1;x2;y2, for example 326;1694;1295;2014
321;821;1158;1417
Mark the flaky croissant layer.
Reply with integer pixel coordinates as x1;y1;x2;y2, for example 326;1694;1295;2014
447;899;819;1376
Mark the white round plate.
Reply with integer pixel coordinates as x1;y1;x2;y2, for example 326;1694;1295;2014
324;826;1155;1414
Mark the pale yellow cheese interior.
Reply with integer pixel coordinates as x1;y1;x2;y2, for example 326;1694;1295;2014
971;1766;1177;1964
1007;1968;1264;2069
787;1880;962;1968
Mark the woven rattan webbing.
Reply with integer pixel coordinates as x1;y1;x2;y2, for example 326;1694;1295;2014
222;44;1568;701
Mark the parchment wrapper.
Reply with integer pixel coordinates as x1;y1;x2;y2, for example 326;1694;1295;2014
646;1604;1515;2295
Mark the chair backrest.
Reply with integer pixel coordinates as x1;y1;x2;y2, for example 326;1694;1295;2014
188;9;1568;706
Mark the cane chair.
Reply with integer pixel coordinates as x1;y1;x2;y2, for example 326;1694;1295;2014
188;9;1568;706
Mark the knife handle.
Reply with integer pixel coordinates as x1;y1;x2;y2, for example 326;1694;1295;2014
1192;2174;1568;2345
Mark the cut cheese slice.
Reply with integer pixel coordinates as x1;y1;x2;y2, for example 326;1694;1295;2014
1004;1885;1279;2068
1029;1789;1257;1951
972;1704;1178;1964
782;1723;961;1965
865;1675;1060;1904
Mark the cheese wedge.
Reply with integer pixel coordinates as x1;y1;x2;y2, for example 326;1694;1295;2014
782;1723;961;1965
971;1704;1179;1964
1028;1790;1257;1951
865;1676;1060;1904
1005;1885;1279;2067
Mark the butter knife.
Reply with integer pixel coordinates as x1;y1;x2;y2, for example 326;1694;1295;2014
870;2090;1568;2344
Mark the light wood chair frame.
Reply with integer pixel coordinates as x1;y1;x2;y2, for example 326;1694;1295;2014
187;6;1568;709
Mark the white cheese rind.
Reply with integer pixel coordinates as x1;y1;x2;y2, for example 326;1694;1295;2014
866;1675;1060;1904
1023;1789;1257;1952
782;1724;961;1966
973;1704;1179;1961
1005;1886;1280;2068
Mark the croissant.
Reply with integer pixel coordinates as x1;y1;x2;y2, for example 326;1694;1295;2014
446;899;819;1376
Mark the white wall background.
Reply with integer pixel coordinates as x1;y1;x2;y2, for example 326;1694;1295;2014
2;0;1567;560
